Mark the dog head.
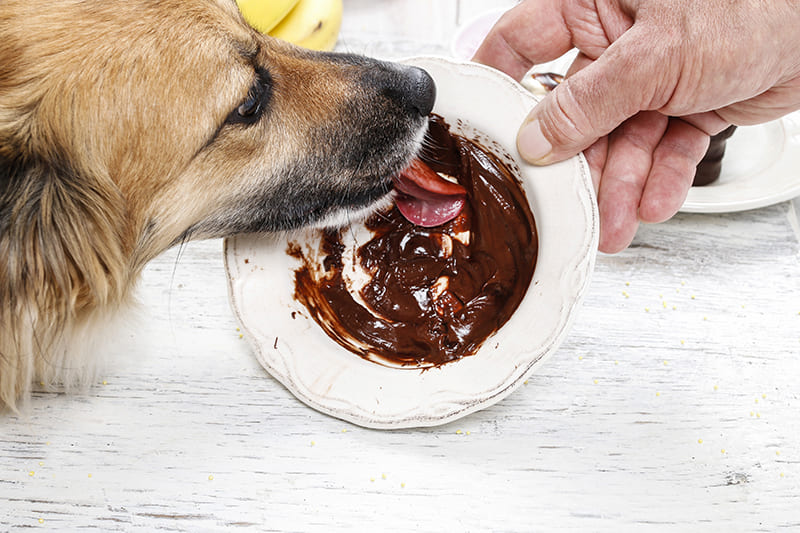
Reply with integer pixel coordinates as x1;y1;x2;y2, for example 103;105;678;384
1;0;435;249
0;0;434;407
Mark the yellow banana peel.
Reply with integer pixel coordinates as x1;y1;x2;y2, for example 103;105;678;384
269;0;343;52
236;0;301;34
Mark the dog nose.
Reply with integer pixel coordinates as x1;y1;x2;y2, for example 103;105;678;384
367;64;437;117
402;66;436;117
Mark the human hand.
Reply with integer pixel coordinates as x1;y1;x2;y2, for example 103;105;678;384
473;0;800;252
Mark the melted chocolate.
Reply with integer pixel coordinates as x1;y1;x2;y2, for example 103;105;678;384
530;72;564;92
290;116;538;367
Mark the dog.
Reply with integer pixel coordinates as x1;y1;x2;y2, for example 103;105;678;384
0;0;435;409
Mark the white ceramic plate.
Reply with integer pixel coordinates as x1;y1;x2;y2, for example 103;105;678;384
224;57;598;429
681;113;800;213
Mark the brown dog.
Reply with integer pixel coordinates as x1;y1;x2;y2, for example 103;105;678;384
0;0;435;409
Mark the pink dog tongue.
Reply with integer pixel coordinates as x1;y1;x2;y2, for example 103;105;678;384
393;159;466;227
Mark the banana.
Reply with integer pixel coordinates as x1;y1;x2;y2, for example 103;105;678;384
269;0;343;52
236;0;301;34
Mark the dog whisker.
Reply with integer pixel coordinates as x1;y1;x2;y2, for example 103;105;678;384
371;206;393;224
167;235;189;334
344;161;366;247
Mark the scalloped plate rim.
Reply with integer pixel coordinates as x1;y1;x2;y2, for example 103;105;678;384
224;56;598;429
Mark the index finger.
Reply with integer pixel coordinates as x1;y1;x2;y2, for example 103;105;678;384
472;0;574;81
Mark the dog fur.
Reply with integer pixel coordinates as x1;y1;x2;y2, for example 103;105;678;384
0;0;432;409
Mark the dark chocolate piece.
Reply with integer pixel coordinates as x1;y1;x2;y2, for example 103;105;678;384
290;115;538;367
693;125;737;186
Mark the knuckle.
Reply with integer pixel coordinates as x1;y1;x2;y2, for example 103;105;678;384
538;82;594;151
661;124;710;164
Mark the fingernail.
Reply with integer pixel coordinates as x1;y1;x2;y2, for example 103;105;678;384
517;119;552;164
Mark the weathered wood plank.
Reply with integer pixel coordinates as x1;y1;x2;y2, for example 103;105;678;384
2;2;799;531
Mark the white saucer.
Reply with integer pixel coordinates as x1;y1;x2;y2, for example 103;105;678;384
681;113;800;213
224;57;598;429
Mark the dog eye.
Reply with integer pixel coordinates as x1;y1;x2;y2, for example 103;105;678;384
228;88;263;125
237;93;261;118
226;68;272;126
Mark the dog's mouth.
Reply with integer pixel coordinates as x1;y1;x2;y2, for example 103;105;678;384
313;135;469;231
391;158;466;228
315;153;468;231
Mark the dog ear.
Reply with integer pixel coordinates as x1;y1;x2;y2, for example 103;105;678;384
0;150;32;195
0;152;28;228
0;154;14;200
0;147;132;410
0;150;129;312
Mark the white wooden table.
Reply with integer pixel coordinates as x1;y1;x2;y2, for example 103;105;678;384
3;1;800;531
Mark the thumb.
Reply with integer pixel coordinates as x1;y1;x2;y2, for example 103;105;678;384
517;28;660;164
